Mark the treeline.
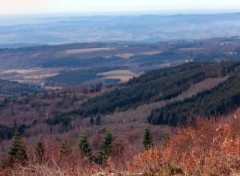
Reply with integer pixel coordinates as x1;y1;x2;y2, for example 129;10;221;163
0;79;41;95
0;125;12;143
42;57;122;68
0;124;30;142
1;128;153;167
69;61;239;118
129;50;182;66
148;75;240;126
45;66;126;86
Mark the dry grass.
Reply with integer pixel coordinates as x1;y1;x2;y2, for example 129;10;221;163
126;115;240;175
97;70;138;83
65;48;116;54
7;160;100;176
0;68;60;85
174;77;228;101
3;113;240;175
2;109;240;175
115;51;162;59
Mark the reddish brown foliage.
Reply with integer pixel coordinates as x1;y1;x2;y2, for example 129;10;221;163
2;114;240;175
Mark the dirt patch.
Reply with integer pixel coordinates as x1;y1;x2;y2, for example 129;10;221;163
0;68;61;86
98;70;138;83
115;51;162;59
65;47;116;54
2;69;39;74
23;73;59;80
45;86;63;90
174;77;228;101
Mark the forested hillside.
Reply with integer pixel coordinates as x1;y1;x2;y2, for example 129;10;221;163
67;62;240;122
148;75;240;126
0;79;41;95
3;12;240;175
1;61;240;175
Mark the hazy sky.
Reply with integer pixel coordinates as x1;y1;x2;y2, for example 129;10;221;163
1;0;240;15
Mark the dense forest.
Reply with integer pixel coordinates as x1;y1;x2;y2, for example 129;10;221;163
66;62;240;119
148;75;240;126
45;66;126;86
2;61;240;175
2;61;240;141
0;124;12;142
0;79;41;95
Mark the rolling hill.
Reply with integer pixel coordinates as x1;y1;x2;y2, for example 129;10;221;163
62;61;240;126
1;13;240;46
0;79;41;95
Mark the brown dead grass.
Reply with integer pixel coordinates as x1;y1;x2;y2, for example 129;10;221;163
3;113;240;176
174;77;228;101
0;68;61;86
65;47;116;54
115;51;162;59
97;70;138;83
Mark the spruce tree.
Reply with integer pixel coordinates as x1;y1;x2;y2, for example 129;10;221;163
78;133;92;158
35;138;45;163
95;116;101;125
143;128;153;150
98;131;113;164
9;130;28;162
60;138;71;157
89;117;94;126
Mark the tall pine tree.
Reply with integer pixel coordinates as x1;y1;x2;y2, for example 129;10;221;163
143;128;153;150
9;130;28;162
98;131;113;164
35;138;45;163
60;138;71;157
78;133;92;158
89;117;94;126
95;116;102;125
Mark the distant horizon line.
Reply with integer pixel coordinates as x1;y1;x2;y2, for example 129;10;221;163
0;9;240;18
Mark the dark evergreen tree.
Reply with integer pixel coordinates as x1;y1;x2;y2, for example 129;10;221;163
9;130;28;162
35;138;45;163
143;128;153;150
60;138;71;157
78;133;92;158
89;117;94;126
3;97;9;105
98;131;113;164
95;116;101;125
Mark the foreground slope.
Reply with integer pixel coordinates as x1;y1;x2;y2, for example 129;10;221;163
2;110;240;176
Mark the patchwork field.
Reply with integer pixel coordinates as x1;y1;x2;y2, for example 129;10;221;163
97;70;138;83
0;37;240;88
65;47;116;54
115;51;162;59
0;68;60;86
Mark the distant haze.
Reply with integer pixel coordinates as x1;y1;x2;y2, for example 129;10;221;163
1;13;240;47
0;0;240;15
